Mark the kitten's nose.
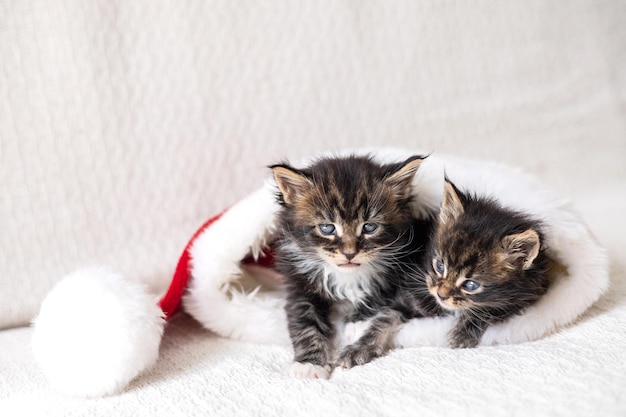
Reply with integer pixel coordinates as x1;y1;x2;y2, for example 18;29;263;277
343;251;357;261
437;290;450;301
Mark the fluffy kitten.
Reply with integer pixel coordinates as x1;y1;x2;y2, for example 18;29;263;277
271;155;439;378
424;180;551;348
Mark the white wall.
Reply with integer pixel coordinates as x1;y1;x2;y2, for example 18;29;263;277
1;0;625;328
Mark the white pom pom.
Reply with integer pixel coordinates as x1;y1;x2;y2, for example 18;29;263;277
32;268;165;397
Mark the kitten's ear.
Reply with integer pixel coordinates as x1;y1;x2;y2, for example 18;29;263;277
501;229;541;270
385;156;424;199
271;165;311;205
439;180;464;224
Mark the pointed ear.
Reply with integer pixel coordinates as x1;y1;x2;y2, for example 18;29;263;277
501;229;541;270
271;165;311;205
385;156;424;199
439;180;464;224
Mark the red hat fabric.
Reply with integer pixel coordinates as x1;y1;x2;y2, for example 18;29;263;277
158;211;226;319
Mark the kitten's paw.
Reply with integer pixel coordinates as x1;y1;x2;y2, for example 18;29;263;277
335;344;384;369
284;362;331;379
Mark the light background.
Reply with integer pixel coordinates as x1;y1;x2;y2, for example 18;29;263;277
1;0;624;329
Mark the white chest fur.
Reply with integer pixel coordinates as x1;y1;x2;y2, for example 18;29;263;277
320;264;382;305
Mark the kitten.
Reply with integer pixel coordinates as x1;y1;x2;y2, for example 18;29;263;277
271;155;440;378
424;180;551;348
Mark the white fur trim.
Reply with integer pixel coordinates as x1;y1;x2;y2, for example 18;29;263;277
32;267;165;398
182;148;610;348
183;182;291;345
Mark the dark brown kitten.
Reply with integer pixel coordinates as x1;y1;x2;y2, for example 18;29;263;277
271;155;439;378
424;180;551;348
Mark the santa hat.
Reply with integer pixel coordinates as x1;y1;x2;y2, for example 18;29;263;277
31;148;610;398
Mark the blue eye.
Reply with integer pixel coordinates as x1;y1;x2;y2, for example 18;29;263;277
362;223;378;234
433;259;445;275
318;224;336;235
461;280;480;292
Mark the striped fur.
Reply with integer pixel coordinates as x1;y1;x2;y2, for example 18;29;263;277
423;180;552;348
272;155;439;374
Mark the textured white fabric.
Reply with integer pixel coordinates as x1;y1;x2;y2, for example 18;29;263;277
1;0;625;329
2;294;626;416
1;0;625;416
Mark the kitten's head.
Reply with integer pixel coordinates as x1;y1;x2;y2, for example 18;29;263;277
426;181;544;312
271;155;424;273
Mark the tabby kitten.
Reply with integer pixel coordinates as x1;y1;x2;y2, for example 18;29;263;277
424;180;551;348
271;155;439;379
